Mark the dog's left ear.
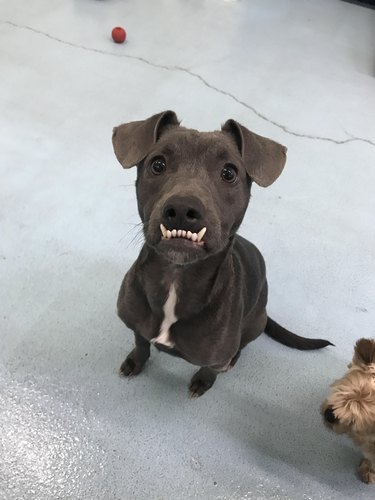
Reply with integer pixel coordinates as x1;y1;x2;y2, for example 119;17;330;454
222;119;287;187
112;110;180;168
354;338;375;365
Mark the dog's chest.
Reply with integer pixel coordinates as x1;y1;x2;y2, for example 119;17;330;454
151;283;178;348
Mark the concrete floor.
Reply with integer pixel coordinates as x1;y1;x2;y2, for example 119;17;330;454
1;0;375;499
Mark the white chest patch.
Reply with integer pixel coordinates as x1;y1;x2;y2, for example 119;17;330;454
151;283;178;348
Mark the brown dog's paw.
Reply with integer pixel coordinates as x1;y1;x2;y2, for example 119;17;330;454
358;458;375;484
119;349;147;377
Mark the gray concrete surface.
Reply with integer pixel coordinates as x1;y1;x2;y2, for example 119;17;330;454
1;0;375;498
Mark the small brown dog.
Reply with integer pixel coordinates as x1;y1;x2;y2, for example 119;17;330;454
321;338;375;483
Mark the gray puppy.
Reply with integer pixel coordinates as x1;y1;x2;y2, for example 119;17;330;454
112;111;332;397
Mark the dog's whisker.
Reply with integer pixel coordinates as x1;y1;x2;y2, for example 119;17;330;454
118;223;144;245
126;228;145;249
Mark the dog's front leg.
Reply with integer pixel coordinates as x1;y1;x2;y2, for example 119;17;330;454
189;351;241;397
119;332;150;377
189;367;219;398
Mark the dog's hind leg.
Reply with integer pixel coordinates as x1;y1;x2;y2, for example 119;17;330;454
119;333;151;377
229;350;241;368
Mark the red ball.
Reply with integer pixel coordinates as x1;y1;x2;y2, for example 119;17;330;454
111;26;126;43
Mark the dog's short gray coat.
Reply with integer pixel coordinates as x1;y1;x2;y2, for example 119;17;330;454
112;111;332;396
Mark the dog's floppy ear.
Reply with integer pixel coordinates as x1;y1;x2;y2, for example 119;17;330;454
222;119;287;187
112;110;180;168
354;338;375;365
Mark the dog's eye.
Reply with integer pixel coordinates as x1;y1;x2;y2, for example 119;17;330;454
150;157;166;175
221;164;237;183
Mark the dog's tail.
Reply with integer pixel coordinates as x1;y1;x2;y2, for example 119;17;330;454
264;317;334;350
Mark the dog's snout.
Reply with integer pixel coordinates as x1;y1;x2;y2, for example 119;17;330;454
162;197;205;231
324;407;338;424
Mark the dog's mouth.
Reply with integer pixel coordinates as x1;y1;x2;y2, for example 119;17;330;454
159;224;207;247
156;223;208;264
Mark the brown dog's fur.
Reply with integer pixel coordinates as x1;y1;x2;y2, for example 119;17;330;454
321;338;375;483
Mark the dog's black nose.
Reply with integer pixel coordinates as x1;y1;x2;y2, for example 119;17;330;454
324;407;338;424
162;196;205;232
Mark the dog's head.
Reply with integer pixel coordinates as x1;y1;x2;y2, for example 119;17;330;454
113;111;287;265
321;338;375;435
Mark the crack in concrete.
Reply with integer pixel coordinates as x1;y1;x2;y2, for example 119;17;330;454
2;19;375;148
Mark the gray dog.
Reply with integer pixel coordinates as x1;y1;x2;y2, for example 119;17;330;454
112;111;332;397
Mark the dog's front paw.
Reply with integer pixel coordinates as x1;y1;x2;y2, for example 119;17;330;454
189;379;214;397
189;367;217;398
119;348;148;377
358;458;375;484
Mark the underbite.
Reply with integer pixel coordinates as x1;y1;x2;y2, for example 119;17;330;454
160;224;206;246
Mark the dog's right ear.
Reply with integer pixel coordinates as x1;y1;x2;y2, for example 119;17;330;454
112;110;180;168
354;338;375;365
